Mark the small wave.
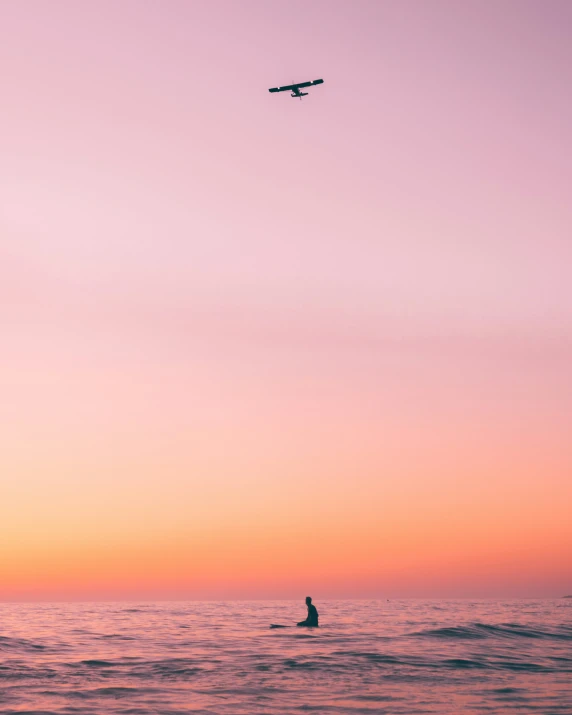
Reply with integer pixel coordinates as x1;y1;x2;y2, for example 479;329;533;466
284;659;320;669
412;622;572;641
493;660;554;672
0;636;47;653
99;634;136;641
0;665;58;681
94;686;147;697
412;626;488;639
482;623;572;640
64;686;160;700
149;659;202;678
332;650;401;664
442;658;486;669
122;657;204;680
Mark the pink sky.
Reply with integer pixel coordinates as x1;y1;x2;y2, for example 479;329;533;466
1;0;571;600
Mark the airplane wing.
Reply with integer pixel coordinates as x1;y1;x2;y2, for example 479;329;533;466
268;79;324;93
268;84;298;93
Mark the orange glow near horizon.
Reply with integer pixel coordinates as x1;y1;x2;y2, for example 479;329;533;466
3;427;571;599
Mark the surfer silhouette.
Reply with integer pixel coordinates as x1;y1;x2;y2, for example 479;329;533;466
297;596;319;627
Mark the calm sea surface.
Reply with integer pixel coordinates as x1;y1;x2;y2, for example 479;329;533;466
1;600;571;714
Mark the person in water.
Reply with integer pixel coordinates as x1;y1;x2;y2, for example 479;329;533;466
297;596;319;627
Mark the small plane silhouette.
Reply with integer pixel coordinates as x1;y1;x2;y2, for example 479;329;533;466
269;78;324;99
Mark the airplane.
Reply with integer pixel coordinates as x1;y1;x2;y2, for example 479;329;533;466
268;78;324;99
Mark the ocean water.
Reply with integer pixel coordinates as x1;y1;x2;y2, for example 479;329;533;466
1;600;571;714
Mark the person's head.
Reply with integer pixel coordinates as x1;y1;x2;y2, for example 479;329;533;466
306;596;312;606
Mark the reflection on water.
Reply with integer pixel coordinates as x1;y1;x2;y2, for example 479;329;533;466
1;599;571;713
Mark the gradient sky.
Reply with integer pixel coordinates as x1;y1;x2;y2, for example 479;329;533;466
1;0;571;600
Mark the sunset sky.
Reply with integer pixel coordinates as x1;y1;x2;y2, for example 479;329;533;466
1;0;571;600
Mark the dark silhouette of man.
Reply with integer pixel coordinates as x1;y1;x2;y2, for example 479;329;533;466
297;596;319;627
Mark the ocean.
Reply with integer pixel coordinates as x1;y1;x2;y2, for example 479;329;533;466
1;599;570;714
